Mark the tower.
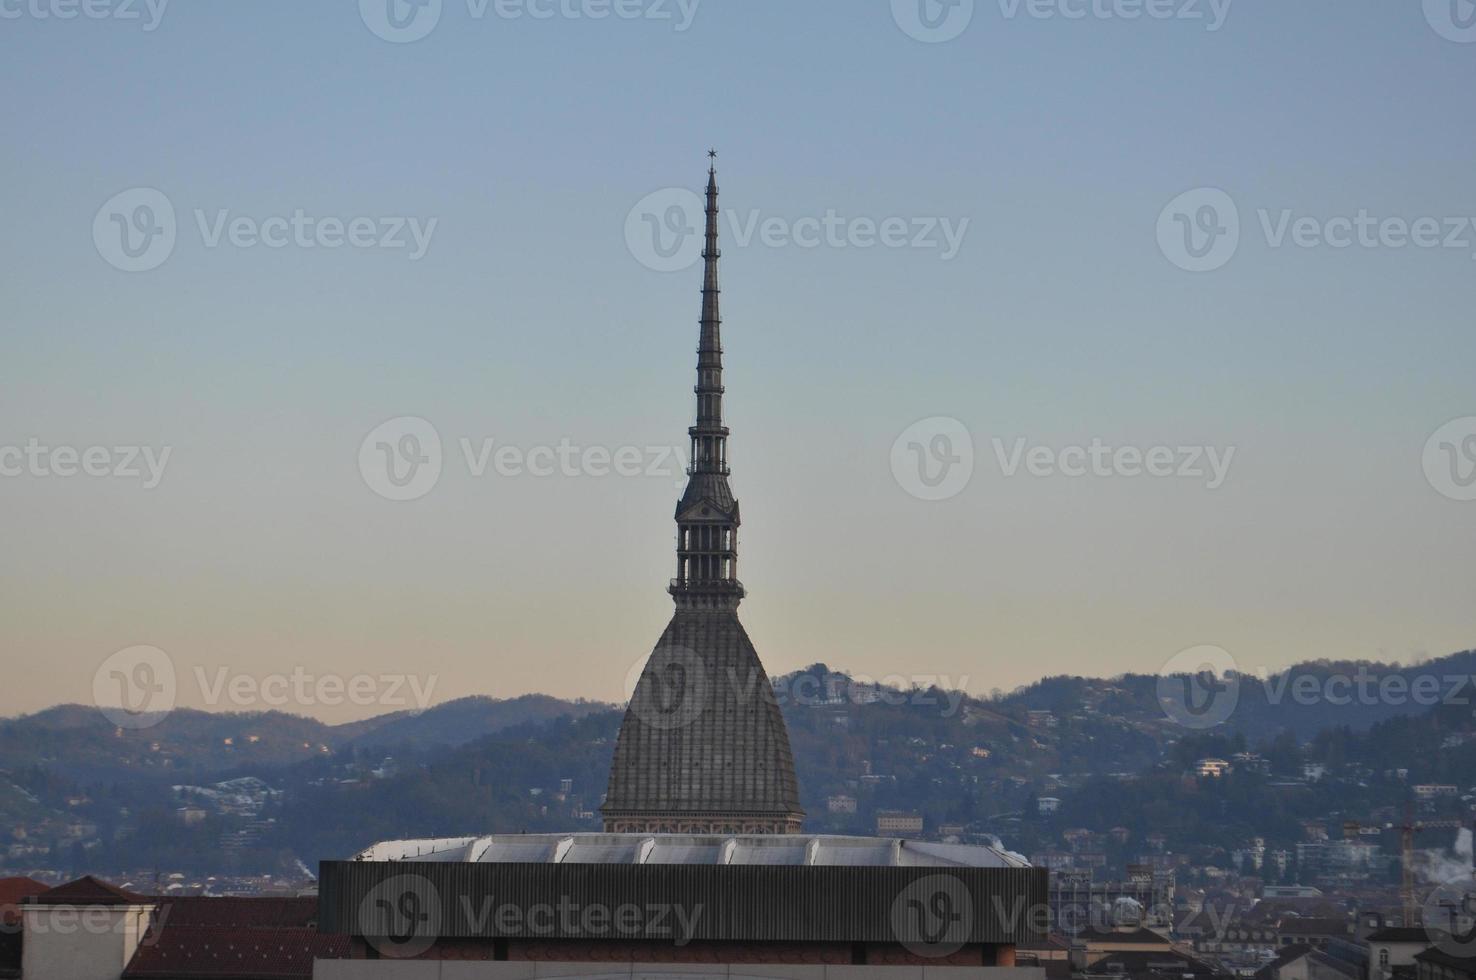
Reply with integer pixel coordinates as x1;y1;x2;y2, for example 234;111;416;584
602;158;804;835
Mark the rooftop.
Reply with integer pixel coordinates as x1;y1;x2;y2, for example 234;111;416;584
350;832;1031;868
1367;926;1430;943
123;896;346;979
25;875;149;907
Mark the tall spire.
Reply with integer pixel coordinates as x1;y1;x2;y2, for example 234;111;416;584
605;153;804;835
670;155;743;609
698;151;722;412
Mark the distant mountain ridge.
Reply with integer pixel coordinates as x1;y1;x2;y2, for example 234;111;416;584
994;648;1476;741
0;694;613;784
5;646;1475;878
9;649;1474;781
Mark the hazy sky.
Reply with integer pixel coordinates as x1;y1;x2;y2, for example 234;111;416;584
2;0;1473;723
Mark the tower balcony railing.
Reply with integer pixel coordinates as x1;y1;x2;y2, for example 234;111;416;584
669;578;745;593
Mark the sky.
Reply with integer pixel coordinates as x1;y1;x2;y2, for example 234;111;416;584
1;0;1474;724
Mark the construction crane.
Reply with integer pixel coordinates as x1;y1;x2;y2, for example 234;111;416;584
1345;808;1470;926
1401;810;1469;927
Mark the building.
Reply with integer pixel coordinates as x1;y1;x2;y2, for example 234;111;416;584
320;832;1043;968
1414;785;1460;800
877;810;924;836
308;160;1046;978
601;161;804;836
1255;944;1367;980
17;878;348;980
1366;927;1432;980
123;895;348;978
1050;868;1174;936
1296;840;1384;882
828;794;859;814
1275;917;1358;950
20;876;156;980
1416;947;1476;980
0;876;47;978
1255;943;1314;980
1068;925;1230;979
1197;758;1233;778
1076;948;1226;979
1039;797;1062;815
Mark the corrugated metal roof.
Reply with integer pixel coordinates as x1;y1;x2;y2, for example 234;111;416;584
350;833;1030;868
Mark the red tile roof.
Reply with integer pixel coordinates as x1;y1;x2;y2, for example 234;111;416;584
122;896;346;979
156;897;319;929
123;925;348;979
28;875;149;907
0;877;47;925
